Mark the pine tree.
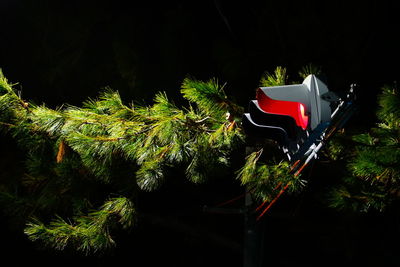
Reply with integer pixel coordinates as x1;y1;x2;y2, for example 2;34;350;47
328;84;400;212
0;67;317;253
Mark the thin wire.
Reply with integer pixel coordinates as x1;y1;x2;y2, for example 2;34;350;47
256;154;317;220
215;186;256;208
256;183;290;221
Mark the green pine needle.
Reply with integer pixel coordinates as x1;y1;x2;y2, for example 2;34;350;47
298;63;322;79
259;66;287;87
25;197;135;254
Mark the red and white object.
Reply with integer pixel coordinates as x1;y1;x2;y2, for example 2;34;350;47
256;75;331;130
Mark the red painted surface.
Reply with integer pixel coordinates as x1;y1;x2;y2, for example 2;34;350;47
256;88;309;129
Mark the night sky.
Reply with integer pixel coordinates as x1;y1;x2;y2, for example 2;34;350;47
0;1;399;266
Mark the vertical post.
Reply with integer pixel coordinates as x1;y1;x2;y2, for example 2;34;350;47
243;189;264;267
243;146;264;267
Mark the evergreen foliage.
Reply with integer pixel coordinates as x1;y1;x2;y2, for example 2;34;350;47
0;69;247;252
328;85;400;212
236;149;305;201
24;197;135;254
298;63;322;79
0;66;321;253
259;66;287;87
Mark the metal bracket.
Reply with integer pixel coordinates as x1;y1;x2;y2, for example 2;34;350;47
321;91;340;102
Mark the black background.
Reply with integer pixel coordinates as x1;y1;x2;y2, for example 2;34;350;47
0;0;399;266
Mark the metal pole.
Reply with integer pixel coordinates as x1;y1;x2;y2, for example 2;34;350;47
243;189;263;267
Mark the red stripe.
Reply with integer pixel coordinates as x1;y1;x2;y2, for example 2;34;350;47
256;88;309;130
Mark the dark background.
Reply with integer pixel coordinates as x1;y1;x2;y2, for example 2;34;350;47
0;0;399;266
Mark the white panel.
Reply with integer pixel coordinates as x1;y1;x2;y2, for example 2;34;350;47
258;74;332;131
259;84;311;112
314;76;331;123
303;75;319;130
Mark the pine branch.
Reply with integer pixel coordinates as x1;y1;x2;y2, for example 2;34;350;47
181;77;243;119
25;197;135;254
259;66;287;87
298;63;322;79
1;67;320;254
236;150;304;202
1;71;245;185
377;86;400;128
328;84;400;212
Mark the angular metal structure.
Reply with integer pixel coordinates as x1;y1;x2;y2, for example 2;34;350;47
242;75;335;155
